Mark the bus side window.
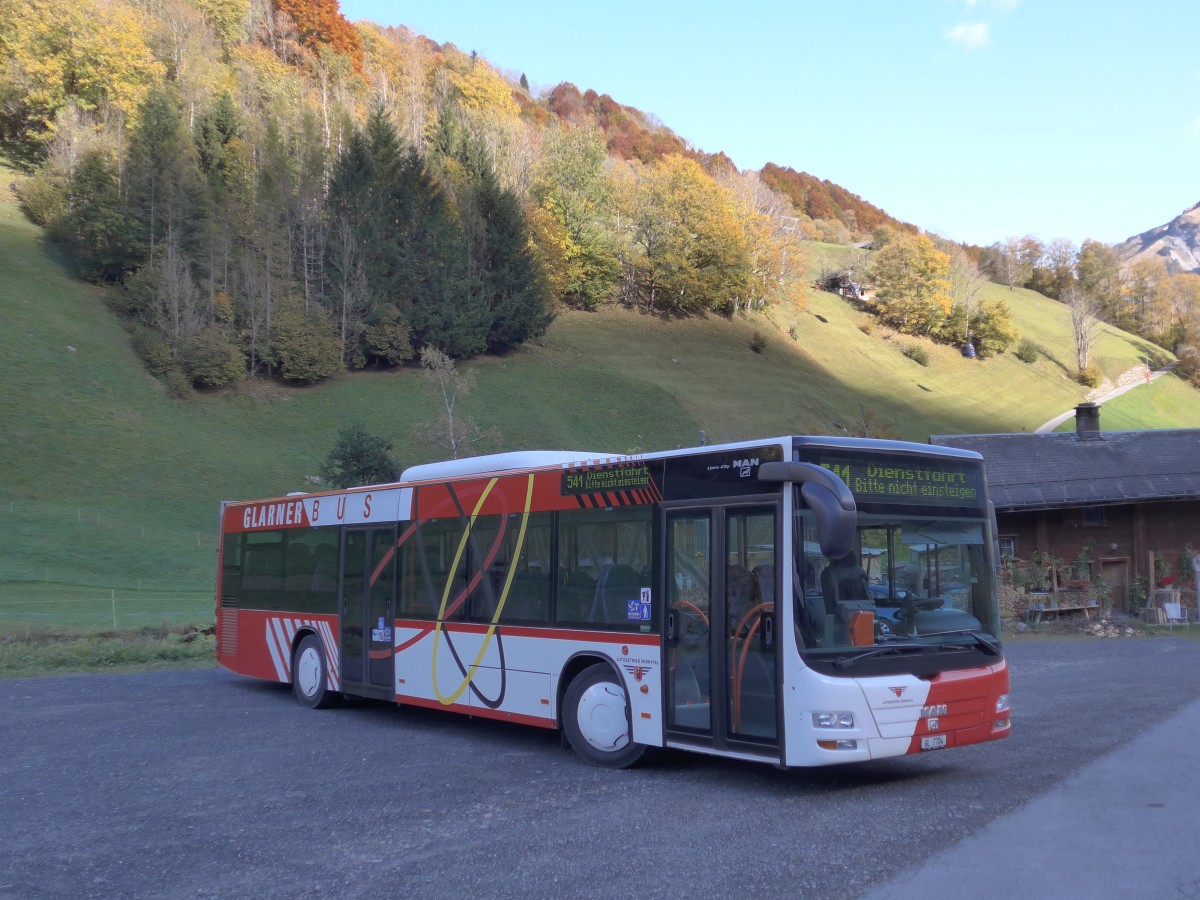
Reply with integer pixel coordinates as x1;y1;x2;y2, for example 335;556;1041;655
242;539;283;610
497;514;552;623
556;507;651;630
558;570;596;624
284;542;312;611
401;519;467;620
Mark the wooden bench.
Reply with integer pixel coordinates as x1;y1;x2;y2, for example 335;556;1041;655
1025;599;1098;626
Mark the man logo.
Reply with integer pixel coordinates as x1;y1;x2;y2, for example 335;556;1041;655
733;457;759;477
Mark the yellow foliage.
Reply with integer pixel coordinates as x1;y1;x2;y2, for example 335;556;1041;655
4;0;166;134
447;59;519;122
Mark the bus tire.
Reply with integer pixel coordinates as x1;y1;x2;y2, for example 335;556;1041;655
293;634;338;709
563;664;645;768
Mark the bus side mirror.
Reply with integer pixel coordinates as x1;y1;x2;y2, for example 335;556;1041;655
758;461;858;560
801;482;856;560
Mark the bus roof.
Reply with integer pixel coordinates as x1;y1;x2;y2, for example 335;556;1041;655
400;451;624;483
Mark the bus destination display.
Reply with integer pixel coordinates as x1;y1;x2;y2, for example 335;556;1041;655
810;453;985;508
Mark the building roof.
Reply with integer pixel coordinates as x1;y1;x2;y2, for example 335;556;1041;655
930;420;1200;511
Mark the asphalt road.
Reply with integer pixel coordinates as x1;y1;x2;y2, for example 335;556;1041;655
2;636;1199;899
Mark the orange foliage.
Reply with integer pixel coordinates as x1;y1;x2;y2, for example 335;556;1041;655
272;0;363;71
760;163;916;240
514;90;550;127
546;82;697;165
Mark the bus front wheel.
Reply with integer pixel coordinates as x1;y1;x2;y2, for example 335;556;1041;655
563;664;645;768
293;634;338;709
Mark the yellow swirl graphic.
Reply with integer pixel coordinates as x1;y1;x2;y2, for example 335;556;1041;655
433;474;535;704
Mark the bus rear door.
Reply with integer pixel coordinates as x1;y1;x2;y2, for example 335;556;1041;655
341;527;397;699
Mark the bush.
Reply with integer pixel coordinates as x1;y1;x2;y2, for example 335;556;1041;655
180;326;244;388
131;327;174;376
15;169;69;235
903;345;930;366
1015;339;1041;364
1076;364;1101;387
749;331;767;354
274;305;342;384
164;366;193;399
364;304;415;367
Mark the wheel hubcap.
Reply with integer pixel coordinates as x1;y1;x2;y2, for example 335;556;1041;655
576;681;629;752
296;647;322;697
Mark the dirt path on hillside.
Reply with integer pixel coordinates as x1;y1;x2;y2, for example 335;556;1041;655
1035;364;1174;433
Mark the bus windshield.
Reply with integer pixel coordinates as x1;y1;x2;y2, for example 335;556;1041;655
794;511;1000;669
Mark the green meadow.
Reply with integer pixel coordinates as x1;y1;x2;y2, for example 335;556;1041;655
3;185;1197;671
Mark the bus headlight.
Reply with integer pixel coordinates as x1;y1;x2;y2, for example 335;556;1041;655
995;693;1010;714
813;711;855;729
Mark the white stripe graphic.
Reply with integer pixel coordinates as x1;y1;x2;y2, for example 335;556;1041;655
265;619;288;682
317;620;340;691
276;618;296;678
264;616;341;691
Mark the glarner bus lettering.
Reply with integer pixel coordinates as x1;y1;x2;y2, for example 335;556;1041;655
216;437;1009;770
242;500;307;530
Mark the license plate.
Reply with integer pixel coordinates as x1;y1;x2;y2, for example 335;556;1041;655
921;734;947;751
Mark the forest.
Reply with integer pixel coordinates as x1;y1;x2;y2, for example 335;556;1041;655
2;0;1199;392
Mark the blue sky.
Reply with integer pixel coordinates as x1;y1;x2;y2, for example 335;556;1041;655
339;1;1199;249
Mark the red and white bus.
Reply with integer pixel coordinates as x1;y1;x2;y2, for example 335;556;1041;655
216;436;1010;768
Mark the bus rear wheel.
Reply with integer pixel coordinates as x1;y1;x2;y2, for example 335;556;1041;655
563;664;645;768
293;634;338;709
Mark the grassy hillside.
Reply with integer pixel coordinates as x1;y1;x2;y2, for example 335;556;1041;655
3;190;1198;624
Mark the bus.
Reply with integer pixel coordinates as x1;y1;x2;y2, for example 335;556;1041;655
216;436;1010;768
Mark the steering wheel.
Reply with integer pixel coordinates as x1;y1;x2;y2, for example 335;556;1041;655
895;594;944;635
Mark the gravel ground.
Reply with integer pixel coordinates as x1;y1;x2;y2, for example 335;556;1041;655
2;635;1198;899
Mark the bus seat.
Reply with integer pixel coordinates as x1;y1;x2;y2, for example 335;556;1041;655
310;545;337;594
590;564;641;625
501;572;551;622
726;565;755;635
559;571;596;623
752;563;776;604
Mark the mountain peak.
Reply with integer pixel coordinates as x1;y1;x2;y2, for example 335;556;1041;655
1115;203;1200;274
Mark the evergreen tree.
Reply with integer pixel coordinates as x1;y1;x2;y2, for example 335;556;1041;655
127;87;198;265
65;150;141;281
474;173;553;352
320;423;401;488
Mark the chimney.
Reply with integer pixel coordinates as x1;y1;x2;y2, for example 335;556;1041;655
1075;402;1101;439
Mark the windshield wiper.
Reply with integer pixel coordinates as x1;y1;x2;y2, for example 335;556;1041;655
920;629;1000;656
832;643;936;670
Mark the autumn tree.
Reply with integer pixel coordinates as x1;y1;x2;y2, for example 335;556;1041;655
618;155;754;315
871;232;953;335
717;168;808;311
272;0;363;71
1028;238;1076;300
531;122;620;309
1065;285;1101;375
0;0;165;141
1075;239;1124;322
412;346;497;459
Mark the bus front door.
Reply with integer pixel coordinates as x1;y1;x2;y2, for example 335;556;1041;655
340;527;396;698
664;505;779;756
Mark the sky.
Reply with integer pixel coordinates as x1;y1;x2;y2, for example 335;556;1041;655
338;1;1200;249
